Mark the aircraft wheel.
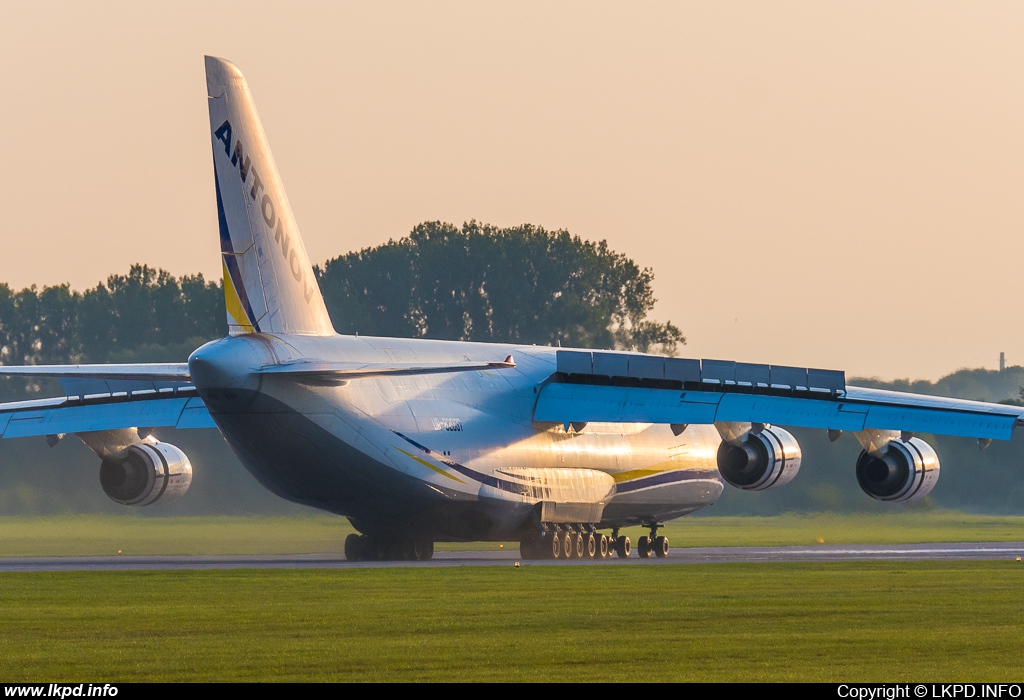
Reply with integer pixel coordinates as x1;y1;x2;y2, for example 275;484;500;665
654;535;669;558
598;534;609;558
363;535;385;561
615;535;630;558
400;540;416;560
413;539;434;561
637;535;651;559
344;533;363;561
550;534;562;559
584;533;597;559
572;532;584;559
562;533;574;559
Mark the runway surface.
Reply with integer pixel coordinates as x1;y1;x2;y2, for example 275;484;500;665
1;541;1022;571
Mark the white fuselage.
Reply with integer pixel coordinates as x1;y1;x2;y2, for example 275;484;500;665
189;333;724;540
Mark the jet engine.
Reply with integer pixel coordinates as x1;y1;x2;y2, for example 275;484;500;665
99;441;193;506
855;437;939;502
716;426;802;490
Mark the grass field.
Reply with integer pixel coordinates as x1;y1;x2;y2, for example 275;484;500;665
1;562;1023;681
0;511;1023;556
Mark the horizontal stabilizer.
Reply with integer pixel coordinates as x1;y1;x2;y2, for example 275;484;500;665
258;355;516;383
0;364;190;382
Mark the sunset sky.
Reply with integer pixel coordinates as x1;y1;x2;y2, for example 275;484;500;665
1;2;1021;380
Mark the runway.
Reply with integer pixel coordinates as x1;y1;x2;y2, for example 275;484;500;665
1;541;1022;571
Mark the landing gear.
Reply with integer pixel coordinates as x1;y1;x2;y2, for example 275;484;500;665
344;534;434;562
412;539;435;561
640;523;669;559
611;528;631;558
547;533;560;559
519;526;613;561
570;532;584;559
344;533;362;561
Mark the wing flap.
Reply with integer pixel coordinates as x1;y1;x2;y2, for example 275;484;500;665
534;383;1023;440
533;385;720;425
0;394;215;439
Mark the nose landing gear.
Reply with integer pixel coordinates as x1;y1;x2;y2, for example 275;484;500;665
636;523;669;559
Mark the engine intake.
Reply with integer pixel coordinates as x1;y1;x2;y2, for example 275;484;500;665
856;437;939;502
717;426;802;490
99;441;193;506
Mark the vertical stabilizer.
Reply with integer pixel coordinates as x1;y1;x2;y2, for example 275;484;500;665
205;56;334;336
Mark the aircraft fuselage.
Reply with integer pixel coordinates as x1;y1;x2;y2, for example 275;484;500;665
189;333;724;541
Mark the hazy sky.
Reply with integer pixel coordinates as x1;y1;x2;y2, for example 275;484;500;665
1;2;1021;380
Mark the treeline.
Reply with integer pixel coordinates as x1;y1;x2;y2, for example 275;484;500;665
1;221;683;379
317;221;683;353
0;266;225;367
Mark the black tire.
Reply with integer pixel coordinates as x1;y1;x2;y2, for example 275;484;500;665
363;535;384;561
572;532;584;559
413;539;434;561
637;535;651;559
654;535;669;558
550;534;562;559
344;533;363;561
584;533;597;559
563;533;574;559
615;535;631;558
598;534;609;558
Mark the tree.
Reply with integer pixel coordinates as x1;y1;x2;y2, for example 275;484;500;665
77;265;225;362
0;267;225;399
317;221;684;354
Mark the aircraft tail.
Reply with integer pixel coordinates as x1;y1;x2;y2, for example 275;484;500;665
205;56;334;336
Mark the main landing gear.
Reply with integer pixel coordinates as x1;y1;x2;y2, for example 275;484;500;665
344;533;434;561
635;523;669;559
519;526;633;561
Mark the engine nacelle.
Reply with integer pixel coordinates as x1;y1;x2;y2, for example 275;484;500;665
717;426;802;490
99;441;193;506
856;437;939;502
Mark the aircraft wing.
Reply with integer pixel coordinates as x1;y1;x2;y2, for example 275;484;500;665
0;355;517;436
0;363;210;438
0;363;191;381
535;351;1024;440
0;389;215;439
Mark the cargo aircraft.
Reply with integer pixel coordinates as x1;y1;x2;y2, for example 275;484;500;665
1;57;1021;561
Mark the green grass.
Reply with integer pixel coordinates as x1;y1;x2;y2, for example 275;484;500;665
2;562;1024;681
0;512;1022;556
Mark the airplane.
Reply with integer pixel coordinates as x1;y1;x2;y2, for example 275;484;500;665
1;56;1021;562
